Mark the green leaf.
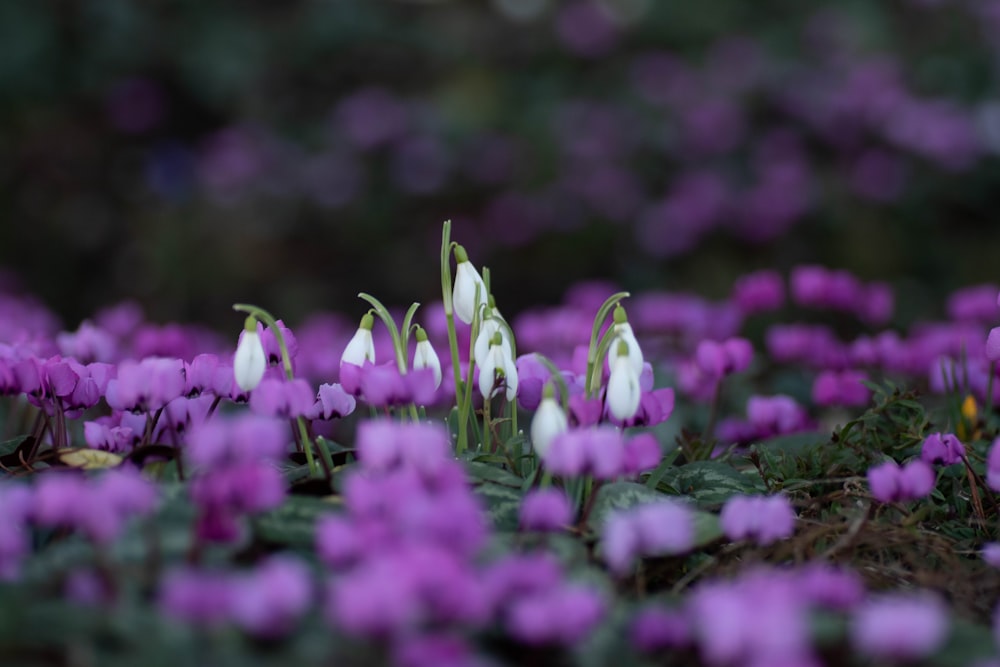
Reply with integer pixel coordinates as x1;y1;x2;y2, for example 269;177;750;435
752;430;828;455
587;481;666;531
662;460;765;507
464;460;523;488
586;481;722;549
931;617;997;667
253;495;339;547
0;435;27;457
474;483;523;532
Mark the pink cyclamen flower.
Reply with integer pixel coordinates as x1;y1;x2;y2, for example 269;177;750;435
603;501;695;575
986;327;1000;362
545;426;625;479
988;438;1000;491
920;432;964;466
307;382;356;420
630;606;692;652
731;270;785;315
229;556;312;637
850;593;948;660
720;495;796;546
812;370;871;407
867;460;936;503
520;489;572;532
249;378;315;418
982;543;1000;568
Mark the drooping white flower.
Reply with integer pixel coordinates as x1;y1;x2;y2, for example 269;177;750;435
452;244;488;325
479;332;518;402
233;318;267;392
474;307;513;369
607;340;641;420
606;305;643;376
531;384;567;457
341;313;376;367
412;326;442;389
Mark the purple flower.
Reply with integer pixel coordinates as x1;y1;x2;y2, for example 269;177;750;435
982;543;1000;568
812;369;871;407
746;394;811;436
229;556;312;637
797;563;865;610
622;433;662;474
505;584;606;645
0;485;33;580
603;501;695;575
545;426;625;479
308;382;356;420
947;284;1000;323
258;319;297;366
394;634;486;667
56;321;117;364
732;270;785;314
920;432;964;466
186;414;288;467
84;418;135;453
105;357;186;412
631;606;691;652
190;461;286;516
867;460;936;503
720;495;796;546
688;571;813;666
184;353;220;397
355;419;451;475
988;438;1000;491
850;593;948;660
83;468;159;543
160;567;234;626
342;362;437;407
695;338;753;379
249;378;315;418
326;557;421;638
520;489;572;532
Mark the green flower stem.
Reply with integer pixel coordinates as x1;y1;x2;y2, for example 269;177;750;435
440;221;467;453
586;326;620;398
233;304;294;379
483;394;492;454
233;303;319;477
358;292;414;374
584;292;630;397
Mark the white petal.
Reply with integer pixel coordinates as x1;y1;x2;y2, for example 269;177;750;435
453;262;487;325
606;323;644;376
341;329;375;367
530;396;567;457
607;357;641;420
478;346;499;400
413;340;442;389
233;331;267;391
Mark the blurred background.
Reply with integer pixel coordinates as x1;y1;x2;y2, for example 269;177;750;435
1;0;999;330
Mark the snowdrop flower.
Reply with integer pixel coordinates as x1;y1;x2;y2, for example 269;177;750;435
606;304;643;375
479;331;518;401
341;313;376;368
233;318;267;392
474;303;513;369
452;244;487;325
606;340;641;420
411;326;442;389
531;383;568;457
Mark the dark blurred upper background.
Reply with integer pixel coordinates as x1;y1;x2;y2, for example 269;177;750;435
2;0;999;331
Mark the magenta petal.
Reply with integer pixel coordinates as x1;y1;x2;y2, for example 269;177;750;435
988;327;1000;362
